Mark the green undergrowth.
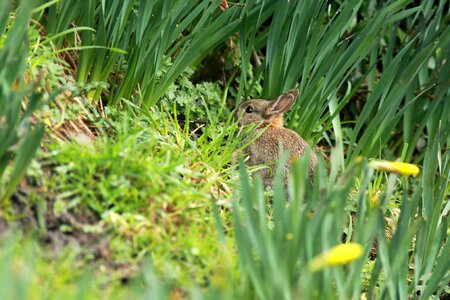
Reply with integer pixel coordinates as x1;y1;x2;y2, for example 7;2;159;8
2;10;245;291
1;0;449;299
23;93;244;285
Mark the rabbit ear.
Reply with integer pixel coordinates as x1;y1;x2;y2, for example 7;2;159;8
268;89;299;115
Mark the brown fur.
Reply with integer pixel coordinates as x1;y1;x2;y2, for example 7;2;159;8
236;89;317;187
269;115;284;128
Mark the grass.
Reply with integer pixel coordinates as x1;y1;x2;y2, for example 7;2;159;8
39;0;273;106
28;94;242;285
1;0;449;299
0;0;47;201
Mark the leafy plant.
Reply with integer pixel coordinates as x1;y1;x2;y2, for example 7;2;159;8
159;66;228;123
0;0;46;201
39;0;274;106
221;145;449;299
31;97;244;287
237;0;450;165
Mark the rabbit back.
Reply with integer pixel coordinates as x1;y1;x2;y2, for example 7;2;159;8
245;126;317;186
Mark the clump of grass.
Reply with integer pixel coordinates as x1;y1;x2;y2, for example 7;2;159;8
39;0;272;106
0;231;153;300
217;145;449;299
0;0;50;202
24;90;243;287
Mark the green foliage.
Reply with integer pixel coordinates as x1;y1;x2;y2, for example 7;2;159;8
1;0;449;299
46;110;228;214
27;98;242;287
159;67;228;122
238;0;450;163
38;0;272;106
220;146;449;299
347;0;450;162
0;232;151;300
0;0;47;201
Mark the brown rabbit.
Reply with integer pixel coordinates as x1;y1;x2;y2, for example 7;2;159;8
235;89;317;187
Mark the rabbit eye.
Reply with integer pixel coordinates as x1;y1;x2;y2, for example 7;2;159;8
245;106;254;113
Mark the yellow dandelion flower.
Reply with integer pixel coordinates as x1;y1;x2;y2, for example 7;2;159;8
309;243;364;272
369;160;420;176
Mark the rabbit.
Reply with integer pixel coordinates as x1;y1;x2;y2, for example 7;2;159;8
235;89;317;187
